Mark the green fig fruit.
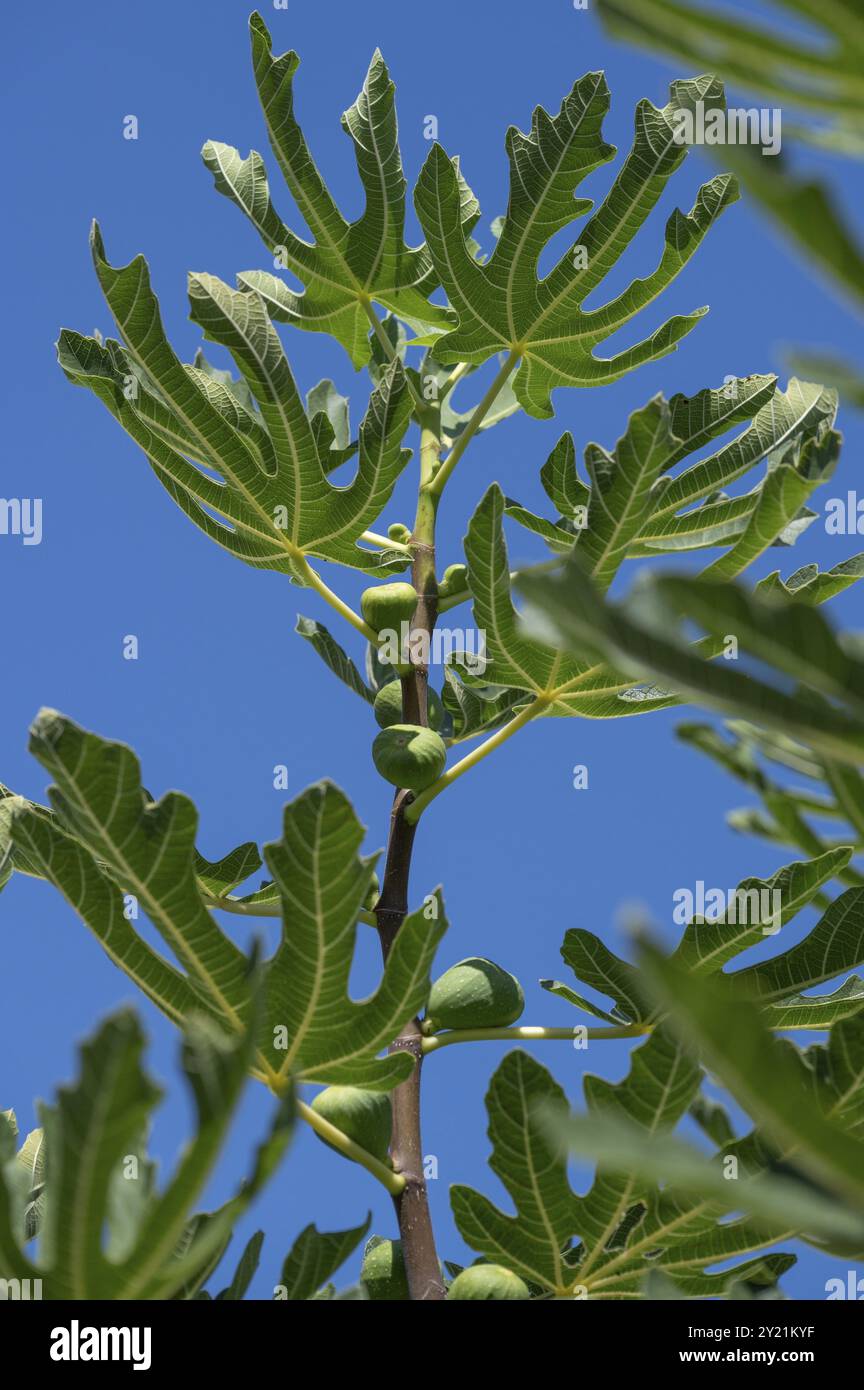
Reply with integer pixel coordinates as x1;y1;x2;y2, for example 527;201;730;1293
360;1238;410;1301
425;957;524;1032
310;1086;392;1165
372;724;447;791
373;680;444;732
363;871;380;912
361;582;418;634
447;1265;530;1300
387;523;413;546
438;562;468;602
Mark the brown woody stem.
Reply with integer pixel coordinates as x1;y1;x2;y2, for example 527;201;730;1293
373;407;446;1301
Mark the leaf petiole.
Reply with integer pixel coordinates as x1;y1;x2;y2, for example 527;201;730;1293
359;298;426;414
296;1098;406;1196
422;1024;648;1053
404;695;547;823
361;529;412;555
296;556;377;640
440;361;472;400
427;350;520;497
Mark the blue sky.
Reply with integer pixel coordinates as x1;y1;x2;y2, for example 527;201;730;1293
2;0;862;1299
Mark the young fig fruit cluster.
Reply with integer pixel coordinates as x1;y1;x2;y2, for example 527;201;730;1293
424;957;525;1033
309;1085;391;1166
447;1265;530;1300
372;724;447;791
373;679;444;731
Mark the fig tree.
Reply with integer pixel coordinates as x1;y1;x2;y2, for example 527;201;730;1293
447;1265;530;1300
425;957;524;1032
373;680;444;731
309;1085;391;1165
360;1237;410;1300
372;724;447;791
360;581;418;634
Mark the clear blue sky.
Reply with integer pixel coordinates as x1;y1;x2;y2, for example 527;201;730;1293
3;0;862;1298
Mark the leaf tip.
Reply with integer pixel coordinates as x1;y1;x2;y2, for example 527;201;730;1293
89;218;106;262
29;707;66;746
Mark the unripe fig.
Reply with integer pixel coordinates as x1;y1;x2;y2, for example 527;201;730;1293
363;871;380;912
360;1238;410;1301
373;680;444;732
310;1085;391;1165
372;724;447;791
447;1265;530;1300
425;957;524;1032
361;582;418;634
438;562;468;601
387;522;413;546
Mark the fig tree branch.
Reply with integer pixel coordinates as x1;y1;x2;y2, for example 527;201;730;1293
371;408;448;1301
